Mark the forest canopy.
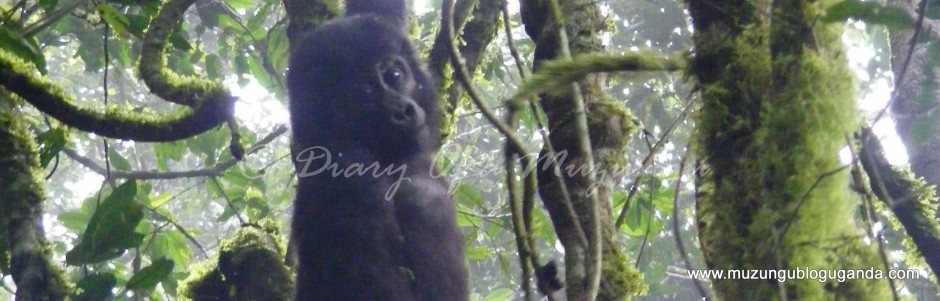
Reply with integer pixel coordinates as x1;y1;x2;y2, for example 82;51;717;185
1;0;939;300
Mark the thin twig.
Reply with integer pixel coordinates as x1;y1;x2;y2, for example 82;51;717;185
63;125;287;180
616;98;694;227
847;135;900;301
210;176;247;225
501;0;528;79
672;143;710;300
869;0;929;127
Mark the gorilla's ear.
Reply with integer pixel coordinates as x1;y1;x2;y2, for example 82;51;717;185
345;0;408;30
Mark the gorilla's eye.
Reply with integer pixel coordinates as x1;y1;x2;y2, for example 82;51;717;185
379;62;405;90
382;67;403;87
376;58;411;91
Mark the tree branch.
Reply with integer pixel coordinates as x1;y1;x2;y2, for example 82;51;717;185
64;125;287;180
0;0;237;142
859;128;940;282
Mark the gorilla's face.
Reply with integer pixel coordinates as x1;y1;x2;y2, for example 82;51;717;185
366;56;426;132
287;15;438;161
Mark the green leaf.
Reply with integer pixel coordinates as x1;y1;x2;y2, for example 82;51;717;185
465;246;490;261
823;0;912;29
148;193;172;208
0;27;46;73
57;211;91;233
152;231;192;267
454;184;485;208
455;211;479;227
483;288;514;301
39;0;59;11
652;186;675;213
75;273;116;301
66;181;145;265
126;258;175;291
217;14;242;34
268;28;290;72
107;151;132;171
234;51;250;76
96;4;133;38
187;127;226;162
154;141;185;171
126;14;151;39
36;128;66;168
532;208;556;242
206;54;223;80
225;0;254;10
248;54;275;91
169;23;192;51
246;5;270;37
620;197;651;237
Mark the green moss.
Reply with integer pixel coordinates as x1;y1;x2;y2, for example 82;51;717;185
512;52;684;104
599;244;646;301
586;99;637;168
691;1;891;299
176;260;226;300
437;63;458;143
0;90;75;297
1;48;232;141
872;167;940;276
178;224;292;301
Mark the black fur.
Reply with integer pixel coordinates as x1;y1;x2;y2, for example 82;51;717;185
287;1;468;300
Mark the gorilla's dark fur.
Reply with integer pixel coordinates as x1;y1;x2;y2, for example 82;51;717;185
287;0;468;300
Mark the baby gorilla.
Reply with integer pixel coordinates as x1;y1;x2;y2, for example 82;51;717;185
286;2;468;301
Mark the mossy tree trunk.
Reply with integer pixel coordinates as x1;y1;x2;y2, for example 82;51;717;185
0;93;72;301
687;0;893;299
520;0;645;300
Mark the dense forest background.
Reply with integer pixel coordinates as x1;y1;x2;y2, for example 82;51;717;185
1;0;940;299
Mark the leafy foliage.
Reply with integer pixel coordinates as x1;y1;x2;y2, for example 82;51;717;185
823;0;912;29
65;180;144;265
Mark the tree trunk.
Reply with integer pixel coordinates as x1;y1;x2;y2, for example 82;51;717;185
687;0;893;299
0;93;71;300
521;0;645;300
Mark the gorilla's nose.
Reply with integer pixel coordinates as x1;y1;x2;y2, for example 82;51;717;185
385;98;426;129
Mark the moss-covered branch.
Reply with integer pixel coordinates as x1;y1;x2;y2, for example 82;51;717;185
178;223;293;300
513;52;685;103
427;0;501;140
0;51;234;142
860;128;940;280
0;0;238;142
138;0;234;109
